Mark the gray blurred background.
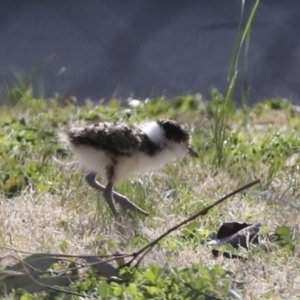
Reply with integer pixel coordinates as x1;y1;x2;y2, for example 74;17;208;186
0;0;299;104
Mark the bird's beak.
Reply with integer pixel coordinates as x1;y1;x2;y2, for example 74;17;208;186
188;147;199;158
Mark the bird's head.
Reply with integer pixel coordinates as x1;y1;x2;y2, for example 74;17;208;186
157;119;198;159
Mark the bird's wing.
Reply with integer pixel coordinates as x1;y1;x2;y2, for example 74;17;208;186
67;122;143;156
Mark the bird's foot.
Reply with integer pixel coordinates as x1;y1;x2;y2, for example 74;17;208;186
113;192;149;216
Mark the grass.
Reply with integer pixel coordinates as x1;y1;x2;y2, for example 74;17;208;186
0;92;300;299
2;1;300;298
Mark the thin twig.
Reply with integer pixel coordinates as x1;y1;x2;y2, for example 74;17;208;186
0;179;260;296
121;179;260;268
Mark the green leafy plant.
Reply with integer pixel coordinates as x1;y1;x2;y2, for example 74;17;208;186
2;1;300;299
209;0;260;168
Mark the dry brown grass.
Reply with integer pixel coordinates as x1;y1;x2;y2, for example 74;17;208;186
2;97;300;298
1;154;300;299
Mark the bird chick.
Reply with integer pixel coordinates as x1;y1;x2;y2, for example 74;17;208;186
62;119;198;218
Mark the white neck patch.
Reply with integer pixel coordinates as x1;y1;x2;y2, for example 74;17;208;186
139;121;165;144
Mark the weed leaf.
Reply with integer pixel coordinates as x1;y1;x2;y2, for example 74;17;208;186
210;222;261;259
83;255;120;278
0;271;40;295
6;253;60;273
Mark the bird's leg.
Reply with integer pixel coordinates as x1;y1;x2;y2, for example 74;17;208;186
86;172;118;217
103;180;118;218
85;171;106;192
85;172;149;216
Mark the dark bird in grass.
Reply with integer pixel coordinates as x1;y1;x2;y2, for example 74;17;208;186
61;119;198;219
